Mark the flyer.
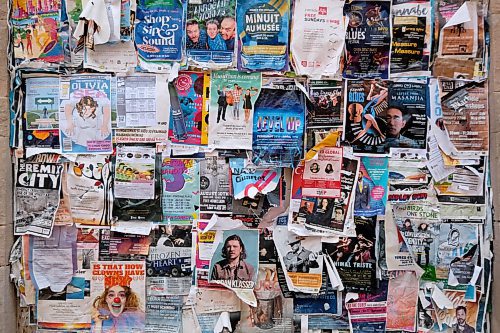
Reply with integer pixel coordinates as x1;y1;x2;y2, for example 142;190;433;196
168;71;205;145
346;281;388;333
343;0;391;79
274;226;323;294
145;295;184;333
186;0;236;66
344;80;389;154
67;154;114;226
437;79;489;156
390;0;432;77
436;223;478;282
114;145;156;200
229;158;281;200
116;75;158;128
209;229;259;291
147;226;192;296
290;0;345;78
25;77;60;130
15;160;62;237
386;271;418;331
239;264;294;331
90;261;146;332
161;158;200;224
392;202;440;280
354;156;389;217
236;0;290;71
302;147;342;198
252;79;305;168
199;156;232;214
59;75;113;154
208;70;262;150
305;80;343;151
323;217;377;292
135;0;186;64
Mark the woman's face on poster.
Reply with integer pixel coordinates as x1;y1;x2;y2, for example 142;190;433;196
106;285;126;317
207;23;218;38
82;104;96;118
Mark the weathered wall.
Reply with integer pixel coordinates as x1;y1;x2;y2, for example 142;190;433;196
0;0;17;331
490;1;500;332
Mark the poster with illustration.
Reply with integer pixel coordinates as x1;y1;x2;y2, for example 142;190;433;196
354;156;388;217
343;0;391;79
135;0;186;63
90;261;146;332
11;0;64;64
252;79;305;168
25;77;60;130
229;158;281;200
162;158;200;224
186;0;236;66
67;155;114;226
59;75;113;154
209;70;261;150
237;0;290;71
344;80;388;154
168;71;206;145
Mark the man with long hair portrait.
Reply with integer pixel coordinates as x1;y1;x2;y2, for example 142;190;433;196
211;234;255;281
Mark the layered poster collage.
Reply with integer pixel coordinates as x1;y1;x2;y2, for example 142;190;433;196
8;0;494;332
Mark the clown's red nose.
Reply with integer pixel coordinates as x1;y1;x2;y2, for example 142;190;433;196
113;297;121;303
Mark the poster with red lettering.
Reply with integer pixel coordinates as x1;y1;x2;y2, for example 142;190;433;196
90;261;146;332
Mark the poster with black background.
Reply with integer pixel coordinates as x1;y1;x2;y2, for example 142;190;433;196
343;0;391;79
391;16;428;75
323;216;377;292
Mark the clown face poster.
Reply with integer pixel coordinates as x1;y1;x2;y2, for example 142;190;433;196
90;261;146;332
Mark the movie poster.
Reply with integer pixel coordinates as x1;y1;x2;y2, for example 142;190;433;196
290;0;345;78
209;229;259;290
59;75;113;154
208;70;261;149
168;71;205;145
135;0;186;64
237;0;290;71
305;80;343;151
354;156;389;217
390;0;432;77
186;0;236;66
252;79;305;168
15;160;62;237
199;156;232;214
161;158;200;224
67;154;114;226
90;261;146;332
343;0;391;79
323;217;377;292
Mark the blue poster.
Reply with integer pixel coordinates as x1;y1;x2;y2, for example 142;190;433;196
354;156;389;217
236;0;290;71
135;0;186;63
252;80;305;168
